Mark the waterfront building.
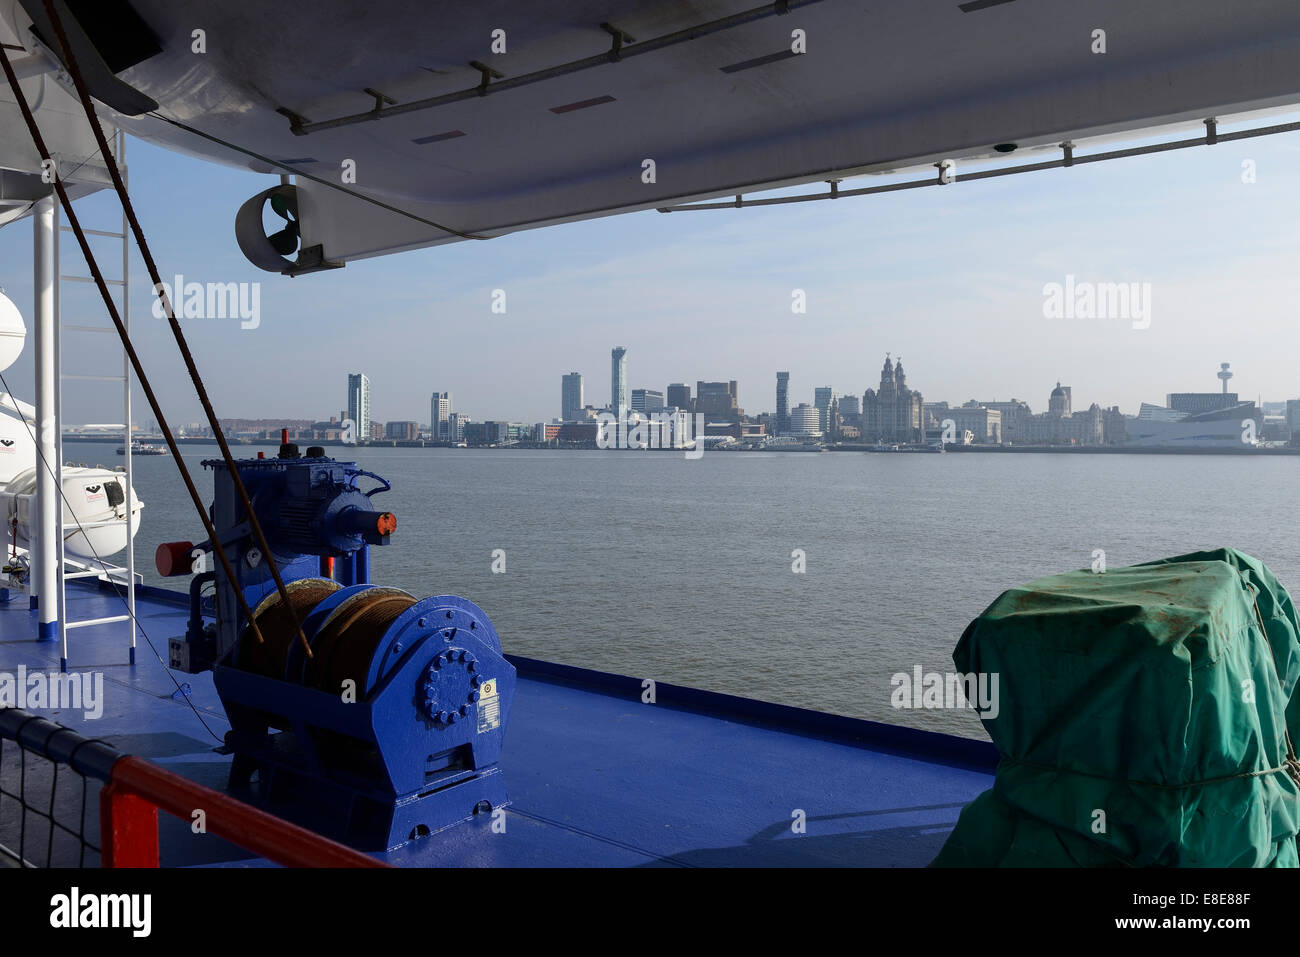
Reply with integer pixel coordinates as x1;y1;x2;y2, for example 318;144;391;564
667;383;692;413
862;355;923;443
1125;402;1261;448
446;411;468;443
826;401;843;441
463;421;530;446
789;402;821;437
1138;403;1186;421
814;387;837;434
384;420;419;441
1022;383;1103;444
561;373;583;422
631;388;664;413
1262;415;1289;442
977;399;1032;443
949;403;1002;443
556;422;598;443
430;391;451;440
611;347;628;415
1288;399;1300;445
1102;406;1128;444
1168;392;1238;415
837;394;860;425
347;373;370;439
776;372;790;435
696;380;741;422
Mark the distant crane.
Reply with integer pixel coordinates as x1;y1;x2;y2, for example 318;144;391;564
1217;362;1233;395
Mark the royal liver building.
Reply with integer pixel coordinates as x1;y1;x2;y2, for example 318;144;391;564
862;355;923;443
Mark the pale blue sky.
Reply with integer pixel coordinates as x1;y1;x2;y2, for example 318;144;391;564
0;115;1297;427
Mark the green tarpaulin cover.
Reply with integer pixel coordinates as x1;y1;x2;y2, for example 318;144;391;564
933;548;1300;867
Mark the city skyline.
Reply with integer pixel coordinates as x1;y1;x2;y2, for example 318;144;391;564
104;352;1286;448
7;122;1300;429
317;353;1272;437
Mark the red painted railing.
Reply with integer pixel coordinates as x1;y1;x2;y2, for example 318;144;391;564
100;755;387;868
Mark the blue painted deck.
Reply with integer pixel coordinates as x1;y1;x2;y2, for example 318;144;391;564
0;580;997;867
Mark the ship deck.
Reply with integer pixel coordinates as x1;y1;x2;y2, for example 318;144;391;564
0;580;997;867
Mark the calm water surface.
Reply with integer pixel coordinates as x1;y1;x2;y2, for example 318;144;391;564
97;445;1299;738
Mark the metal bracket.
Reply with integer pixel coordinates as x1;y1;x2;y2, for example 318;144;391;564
775;0;791;14
469;60;504;96
1061;141;1074;167
363;87;397;116
283;244;345;277
827;178;841;198
276;106;311;137
1204;117;1218;145
600;22;636;61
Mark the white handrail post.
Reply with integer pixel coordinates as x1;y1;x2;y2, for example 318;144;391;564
33;193;57;651
53;198;67;673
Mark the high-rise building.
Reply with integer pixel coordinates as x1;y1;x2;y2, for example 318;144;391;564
861;356;923;443
611;346;628;415
789;403;821;436
814;387;836;434
667;383;692;412
561;373;583;422
776;372;790;435
430;391;451;440
634;390;664;413
695;380;740;422
631;389;664;413
446;411;468;443
347;373;370;441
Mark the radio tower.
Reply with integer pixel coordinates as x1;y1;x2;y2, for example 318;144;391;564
1217;362;1233;395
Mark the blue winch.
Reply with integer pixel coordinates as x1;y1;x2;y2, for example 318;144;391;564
162;439;514;850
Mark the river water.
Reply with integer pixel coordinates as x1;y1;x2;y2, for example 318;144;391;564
97;444;1298;737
